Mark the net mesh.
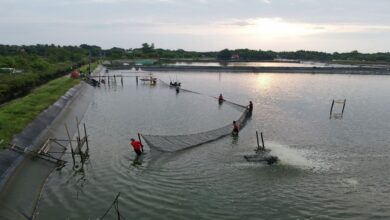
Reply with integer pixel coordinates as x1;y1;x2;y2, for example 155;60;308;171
141;79;250;152
159;79;246;111
141;109;249;152
158;79;201;95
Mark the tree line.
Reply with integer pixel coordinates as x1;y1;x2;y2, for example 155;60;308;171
103;43;390;63
1;43;390;104
0;44;100;104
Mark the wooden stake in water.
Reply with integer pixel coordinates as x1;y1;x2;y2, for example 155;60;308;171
256;131;260;151
261;132;265;150
84;123;89;152
330;99;335;119
76;117;81;143
64;123;75;166
341;99;346;116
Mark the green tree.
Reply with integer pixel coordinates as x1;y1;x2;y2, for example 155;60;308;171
141;43;155;54
217;49;232;60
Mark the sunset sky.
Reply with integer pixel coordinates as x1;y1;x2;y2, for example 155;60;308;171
1;0;389;52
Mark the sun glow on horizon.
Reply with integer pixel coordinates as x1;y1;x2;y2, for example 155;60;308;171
239;18;326;39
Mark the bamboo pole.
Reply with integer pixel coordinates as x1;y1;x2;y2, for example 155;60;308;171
330;99;335;119
256;131;260;150
261;132;265;150
64;123;75;166
84;123;89;152
341;99;346;116
138;133;143;152
100;192;121;220
76;117;81;145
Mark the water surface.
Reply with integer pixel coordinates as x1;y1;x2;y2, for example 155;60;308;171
35;71;390;219
165;61;354;68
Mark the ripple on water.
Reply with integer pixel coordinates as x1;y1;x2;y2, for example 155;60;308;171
35;72;390;219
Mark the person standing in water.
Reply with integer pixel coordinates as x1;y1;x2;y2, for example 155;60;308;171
218;93;224;102
130;138;143;156
232;121;240;135
248;101;253;113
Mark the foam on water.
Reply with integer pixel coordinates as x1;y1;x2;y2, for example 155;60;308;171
340;178;359;187
266;142;330;172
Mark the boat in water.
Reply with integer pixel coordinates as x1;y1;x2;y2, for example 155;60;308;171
140;73;157;85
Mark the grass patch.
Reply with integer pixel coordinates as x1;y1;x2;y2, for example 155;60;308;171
79;62;99;73
0;76;80;149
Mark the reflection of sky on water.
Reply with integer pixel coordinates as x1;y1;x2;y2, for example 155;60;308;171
36;71;390;220
165;61;355;68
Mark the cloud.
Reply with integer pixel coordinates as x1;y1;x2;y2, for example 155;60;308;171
225;20;255;26
1;0;390;52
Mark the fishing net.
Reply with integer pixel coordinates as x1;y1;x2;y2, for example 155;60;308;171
158;79;201;95
159;79;246;111
141;79;251;152
141;109;249;152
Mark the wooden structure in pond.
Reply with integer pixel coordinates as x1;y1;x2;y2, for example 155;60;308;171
329;99;347;119
9;118;90;170
93;72;124;87
64;118;90;170
9;141;67;167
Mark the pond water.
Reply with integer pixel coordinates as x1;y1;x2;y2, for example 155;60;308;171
35;70;390;219
164;61;354;68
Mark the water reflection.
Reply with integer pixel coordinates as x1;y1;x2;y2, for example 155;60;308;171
255;74;273;91
164;61;355;68
35;71;390;220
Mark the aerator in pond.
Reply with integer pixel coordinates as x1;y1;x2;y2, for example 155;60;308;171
243;131;279;165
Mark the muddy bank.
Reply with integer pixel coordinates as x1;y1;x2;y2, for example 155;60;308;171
0;65;104;220
136;65;390;75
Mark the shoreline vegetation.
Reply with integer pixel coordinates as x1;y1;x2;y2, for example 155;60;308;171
0;60;97;150
0;76;80;149
0;45;100;105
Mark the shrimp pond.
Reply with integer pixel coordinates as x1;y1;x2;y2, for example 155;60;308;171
34;70;390;219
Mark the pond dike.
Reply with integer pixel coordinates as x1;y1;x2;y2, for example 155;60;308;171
0;66;103;220
138;65;390;75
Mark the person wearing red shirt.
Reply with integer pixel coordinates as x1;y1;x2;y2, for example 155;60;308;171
130;138;143;156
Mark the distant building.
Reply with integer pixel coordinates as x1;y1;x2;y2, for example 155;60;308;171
134;59;157;65
231;54;240;60
102;60;111;65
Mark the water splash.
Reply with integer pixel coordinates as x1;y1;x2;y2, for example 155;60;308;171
266;142;330;172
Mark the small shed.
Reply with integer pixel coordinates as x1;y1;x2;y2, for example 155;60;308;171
70;70;80;78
